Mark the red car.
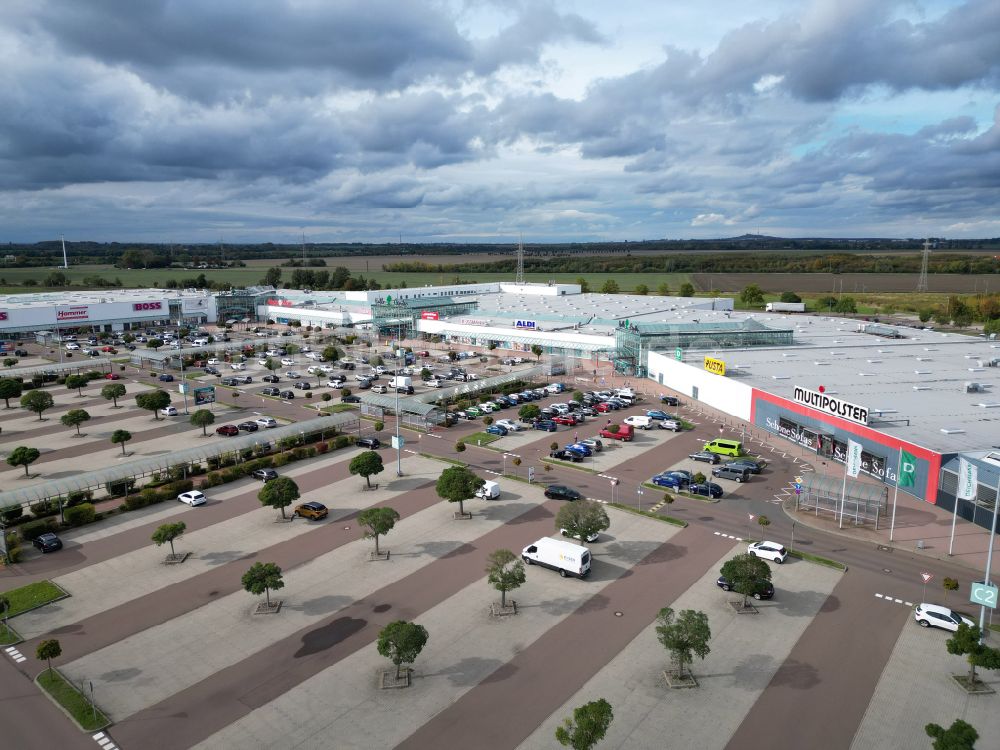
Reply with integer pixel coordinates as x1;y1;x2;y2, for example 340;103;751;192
417;350;430;357
216;425;240;437
104;372;121;380
552;415;578;426
101;346;117;353
595;402;612;413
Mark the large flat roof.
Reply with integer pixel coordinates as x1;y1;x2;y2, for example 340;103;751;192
0;289;213;307
666;310;1000;454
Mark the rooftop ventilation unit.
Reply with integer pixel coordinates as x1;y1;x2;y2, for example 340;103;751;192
867;359;882;364
966;382;985;393
913;386;931;391
914;370;931;375
814;361;830;366
976;403;1000;409
940;428;965;435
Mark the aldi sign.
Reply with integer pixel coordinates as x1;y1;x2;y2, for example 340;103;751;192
514;320;537;330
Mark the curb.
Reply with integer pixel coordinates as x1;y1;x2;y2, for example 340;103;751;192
34;668;112;733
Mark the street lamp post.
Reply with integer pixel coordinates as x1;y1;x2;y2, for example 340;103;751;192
395;323;403;477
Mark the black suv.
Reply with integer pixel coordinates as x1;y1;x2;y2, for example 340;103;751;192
549;449;583;463
33;532;63;553
660;395;680;406
261;386;281;396
356;437;381;449
544;485;583;501
716;575;774;600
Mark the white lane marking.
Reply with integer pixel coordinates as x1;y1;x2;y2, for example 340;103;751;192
874;593;915;609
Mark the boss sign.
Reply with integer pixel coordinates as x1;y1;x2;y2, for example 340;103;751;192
133;302;163;311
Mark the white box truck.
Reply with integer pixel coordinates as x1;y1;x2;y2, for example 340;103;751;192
765;302;805;313
522;537;591;578
475;480;500;500
388;375;412;389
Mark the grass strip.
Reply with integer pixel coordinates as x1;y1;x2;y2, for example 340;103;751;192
0;622;22;646
787;549;848;571
541;457;600;474
608;502;687;528
464;431;501;446
0;580;66;617
320;403;359;413
36;669;110;731
641;482;719;504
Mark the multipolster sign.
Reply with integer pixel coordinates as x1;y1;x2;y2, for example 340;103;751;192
792;386;869;426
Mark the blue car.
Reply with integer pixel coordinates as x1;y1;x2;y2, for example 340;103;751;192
565;443;592;457
486;424;508;436
646;410;669;420
534;419;557;432
158;373;174;382
652;473;686;489
689;482;724;498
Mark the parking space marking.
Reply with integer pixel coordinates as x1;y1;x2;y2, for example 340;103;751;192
874;593;914;607
92;731;119;749
713;531;744;542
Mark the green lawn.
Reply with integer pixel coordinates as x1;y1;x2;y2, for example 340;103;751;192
0;621;21;646
463;431;501;446
0;580;65;617
37;669;109;731
320;403;359;413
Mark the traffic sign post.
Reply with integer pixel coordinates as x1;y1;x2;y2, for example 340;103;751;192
971;582;998;609
921;572;933;602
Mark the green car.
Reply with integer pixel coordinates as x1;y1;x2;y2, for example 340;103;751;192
466;406;481;417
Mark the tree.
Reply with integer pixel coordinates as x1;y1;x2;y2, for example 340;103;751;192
576;277;590;293
36;639;61;677
634;283;649;296
657;282;671;296
146;338;164;350
679;282;695;297
757;514;771;537
20;389;54;421
555;698;614;750
925;719;978;750
719;553;773;608
555;500;610;543
519;404;540;421
65;374;88;397
261;266;282;287
374;420;384;434
420;367;432;381
436;464;484;517
358;507;400;556
190;409;215;435
322;345;341;362
656;607;711;680
739;284;765;307
60;408;91;436
241;562;284;607
3;357;17;368
779;291;802;303
0;378;23;408
6;446;40;477
531;344;543;362
258;476;300;519
486;549;526;608
101;382;126;407
111;429;132;456
264;357;280;373
834;296;857;314
135;390;171;420
572;390;585;403
349;451;384;488
946;623;1000;686
600;279;620;294
376;620;429;680
151;522;187;557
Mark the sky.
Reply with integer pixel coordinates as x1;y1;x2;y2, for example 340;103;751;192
1;0;998;244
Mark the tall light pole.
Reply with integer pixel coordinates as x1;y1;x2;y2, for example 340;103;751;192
395;322;403;476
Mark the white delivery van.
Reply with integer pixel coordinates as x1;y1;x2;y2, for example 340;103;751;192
388;375;412;389
192;337;210;347
522;537;591;578
475;480;501;500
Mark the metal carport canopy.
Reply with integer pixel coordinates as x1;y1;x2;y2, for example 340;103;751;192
0;413;358;510
1;359;115;379
427;326;612;352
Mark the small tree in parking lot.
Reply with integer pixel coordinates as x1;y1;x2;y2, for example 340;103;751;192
946;623;1000;687
152;522;187;557
135;390;171;420
20;389;54;421
555;698;614;750
36;639;62;677
65;374;88;397
531;344;543;362
258;476;300;519
486;548;525;609
925;719;978;750
555;500;610;544
358;506;399;556
190;409;215;436
0;378;23;408
349;450;384;488
377;620;429;680
60;408;91;436
656;607;711;682
101;382;126;408
519;404;540;422
719;553;772;609
436;464;484;517
6;446;40;477
111;429;132;456
242;562;284;608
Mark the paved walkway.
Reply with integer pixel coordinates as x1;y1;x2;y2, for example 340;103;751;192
193;506;682;749
518;549;842;749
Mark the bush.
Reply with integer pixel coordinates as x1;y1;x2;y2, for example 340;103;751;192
316;441;329;454
272;453;290;467
63;503;96;527
66;490;93;507
1;506;24;523
3;546;23;565
124;494;151;512
335;435;351;450
105;478;136;498
30;500;58;518
201;472;224;488
20;518;57;541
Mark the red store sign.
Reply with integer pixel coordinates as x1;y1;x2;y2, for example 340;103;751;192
0;312;8;321
133;301;163;311
420;311;440;320
57;306;89;321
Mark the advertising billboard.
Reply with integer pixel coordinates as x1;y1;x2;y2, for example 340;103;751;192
194;386;216;406
57;305;90;322
792;386;869;426
420;311;440;320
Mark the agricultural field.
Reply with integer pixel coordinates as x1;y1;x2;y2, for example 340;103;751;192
691;272;998;295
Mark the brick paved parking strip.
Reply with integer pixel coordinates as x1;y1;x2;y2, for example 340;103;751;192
518;554;843;749
396;524;734;750
193;506;683;749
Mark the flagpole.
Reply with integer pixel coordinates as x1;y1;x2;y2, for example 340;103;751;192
948;493;960;557
890;450;902;542
838;461;849;529
979;475;1000;641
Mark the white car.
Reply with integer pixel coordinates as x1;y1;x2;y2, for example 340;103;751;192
914;603;975;632
266;349;282;357
624;415;652;430
426;378;442;388
255;416;278;428
305;351;322;360
255;331;269;337
748;541;787;564
306;366;323;375
161;406;179;417
258;358;270;366
65;343;81;350
207;358;219;365
495;419;521;432
561;527;600;542
327;380;346;388
286;371;301;379
230;362;246;370
375;365;388;375
177;491;207;507
658;419;682;432
281;358;295;366
480;402;496;413
319;365;335;373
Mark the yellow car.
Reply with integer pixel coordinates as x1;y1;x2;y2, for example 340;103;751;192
294;502;328;521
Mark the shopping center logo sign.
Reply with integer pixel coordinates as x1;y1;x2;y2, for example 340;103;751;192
514;320;536;330
792;386;869;426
